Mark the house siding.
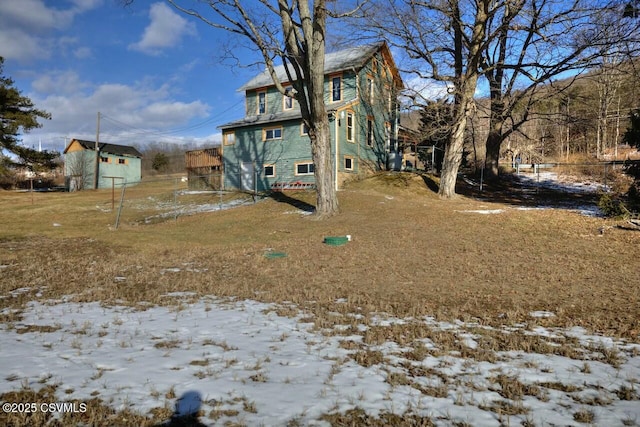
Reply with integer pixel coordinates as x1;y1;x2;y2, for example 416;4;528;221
63;140;142;190
223;119;335;191
221;42;402;192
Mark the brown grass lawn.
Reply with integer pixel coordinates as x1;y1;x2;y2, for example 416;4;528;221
1;172;638;340
1;172;640;426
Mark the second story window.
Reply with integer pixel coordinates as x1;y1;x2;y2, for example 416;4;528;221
284;86;294;110
367;77;374;103
257;91;266;114
331;76;341;102
264;127;282;141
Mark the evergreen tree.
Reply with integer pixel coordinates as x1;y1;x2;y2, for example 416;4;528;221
152;152;170;173
0;57;57;172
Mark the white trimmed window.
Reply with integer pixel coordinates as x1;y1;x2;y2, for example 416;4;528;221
223;131;235;145
301;122;310;136
367;76;374;103
346;112;354;142
385;122;391;151
264;127;282;141
257;91;266;114
331;75;341;102
367;117;374;147
295;162;315;175
283;86;294;110
264;164;275;177
344;156;354;171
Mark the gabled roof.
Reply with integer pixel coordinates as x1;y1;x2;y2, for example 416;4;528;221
238;41;402;91
64;139;143;158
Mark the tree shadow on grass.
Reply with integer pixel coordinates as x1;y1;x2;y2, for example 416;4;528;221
268;191;316;213
420;173;440;193
455;173;600;213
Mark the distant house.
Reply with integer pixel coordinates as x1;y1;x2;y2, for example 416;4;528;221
218;41;404;192
63;139;143;191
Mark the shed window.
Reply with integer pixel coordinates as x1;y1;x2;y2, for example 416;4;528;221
223;131;235;145
118;158;127;165
100;156;109;163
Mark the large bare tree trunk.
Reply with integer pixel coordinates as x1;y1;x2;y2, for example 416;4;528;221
303;0;338;218
438;1;486;198
438;83;478;198
309;118;337;218
485;100;505;178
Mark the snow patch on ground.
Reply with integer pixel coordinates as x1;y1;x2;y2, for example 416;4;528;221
516;171;608;194
456;209;505;215
1;297;639;426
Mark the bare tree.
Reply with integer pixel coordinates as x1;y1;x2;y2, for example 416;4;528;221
124;1;364;218
364;0;490;198
365;0;640;195
484;0;640;175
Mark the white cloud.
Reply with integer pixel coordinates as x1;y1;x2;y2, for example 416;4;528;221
0;0;73;32
403;76;451;105
31;70;89;94
21;71;211;150
129;2;197;56
0;0;101;62
0;28;50;62
73;47;92;59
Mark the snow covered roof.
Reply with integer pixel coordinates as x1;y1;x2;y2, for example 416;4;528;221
219;110;303;131
218;99;355;130
238;41;398;91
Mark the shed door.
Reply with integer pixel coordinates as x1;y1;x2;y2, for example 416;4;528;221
240;162;254;192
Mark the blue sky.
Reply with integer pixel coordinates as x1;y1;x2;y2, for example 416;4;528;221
1;0;261;153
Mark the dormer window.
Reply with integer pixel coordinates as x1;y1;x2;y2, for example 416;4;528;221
257;91;266;114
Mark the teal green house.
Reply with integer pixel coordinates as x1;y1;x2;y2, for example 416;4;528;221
218;42;404;192
63;139;143;191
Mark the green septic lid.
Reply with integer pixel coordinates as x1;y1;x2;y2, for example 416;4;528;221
323;236;349;246
264;251;287;259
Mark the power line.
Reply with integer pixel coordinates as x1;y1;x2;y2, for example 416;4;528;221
99;98;245;139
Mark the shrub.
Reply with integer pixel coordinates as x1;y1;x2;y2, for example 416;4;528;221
597;192;630;218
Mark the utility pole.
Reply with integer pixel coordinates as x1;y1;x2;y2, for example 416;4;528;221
94;112;100;189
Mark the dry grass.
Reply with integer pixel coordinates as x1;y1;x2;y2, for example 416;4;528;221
1;173;638;339
1;171;639;425
321;407;435;426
